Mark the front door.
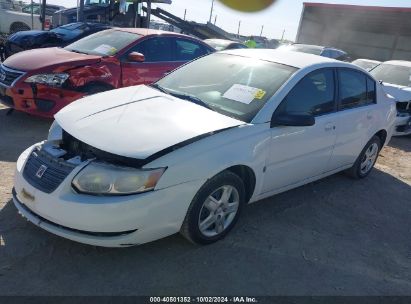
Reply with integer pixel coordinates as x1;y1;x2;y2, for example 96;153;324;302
262;68;338;193
120;36;180;87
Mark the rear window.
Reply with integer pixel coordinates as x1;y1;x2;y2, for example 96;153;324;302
339;69;376;110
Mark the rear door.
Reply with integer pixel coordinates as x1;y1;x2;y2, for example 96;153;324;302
120;36;179;87
326;68;378;171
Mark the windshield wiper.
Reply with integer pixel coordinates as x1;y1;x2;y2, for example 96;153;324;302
169;92;213;110
149;83;169;94
148;84;213;110
69;49;89;55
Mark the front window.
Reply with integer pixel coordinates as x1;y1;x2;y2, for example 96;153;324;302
370;63;411;87
276;69;335;116
156;53;297;122
65;30;140;56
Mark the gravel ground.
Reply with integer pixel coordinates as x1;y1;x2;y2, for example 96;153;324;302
0;104;410;296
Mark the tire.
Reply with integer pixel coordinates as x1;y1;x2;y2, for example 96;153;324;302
10;22;30;34
346;135;381;179
180;171;245;245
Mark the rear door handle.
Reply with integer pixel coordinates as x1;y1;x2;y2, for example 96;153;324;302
367;112;373;119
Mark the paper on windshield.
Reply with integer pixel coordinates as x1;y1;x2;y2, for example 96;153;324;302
223;84;266;104
93;44;117;55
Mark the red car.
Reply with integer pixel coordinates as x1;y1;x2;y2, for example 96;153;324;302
0;28;214;118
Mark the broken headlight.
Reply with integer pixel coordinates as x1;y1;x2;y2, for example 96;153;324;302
25;73;69;87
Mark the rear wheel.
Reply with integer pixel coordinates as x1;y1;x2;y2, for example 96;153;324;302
180;171;245;244
10;22;30;34
346;135;381;179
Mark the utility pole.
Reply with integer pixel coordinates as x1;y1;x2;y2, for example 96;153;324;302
183;9;187;20
260;25;264;37
281;29;286;41
237;20;241;37
41;0;46;30
79;0;84;22
214;15;217;25
76;0;79;22
31;0;34;29
209;0;214;23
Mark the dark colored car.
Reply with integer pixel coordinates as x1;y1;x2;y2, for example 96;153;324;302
4;22;111;58
278;44;351;61
204;39;247;51
0;28;214;118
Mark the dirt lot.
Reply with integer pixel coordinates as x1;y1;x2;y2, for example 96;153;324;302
0;104;410;296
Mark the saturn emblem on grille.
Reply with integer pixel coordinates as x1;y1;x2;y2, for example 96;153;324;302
0;70;5;82
36;165;48;178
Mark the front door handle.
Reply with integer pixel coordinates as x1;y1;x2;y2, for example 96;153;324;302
325;123;335;131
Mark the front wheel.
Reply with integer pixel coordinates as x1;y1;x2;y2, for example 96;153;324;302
180;171;245;244
346;135;381;179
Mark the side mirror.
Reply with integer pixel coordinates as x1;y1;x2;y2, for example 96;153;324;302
127;52;145;63
271;112;315;127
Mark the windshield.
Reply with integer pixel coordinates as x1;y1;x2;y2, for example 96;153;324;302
353;59;380;71
51;23;88;40
64;30;140;56
156;53;297;122
370;63;411;87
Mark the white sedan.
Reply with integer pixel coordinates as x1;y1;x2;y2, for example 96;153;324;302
370;60;411;136
13;50;396;247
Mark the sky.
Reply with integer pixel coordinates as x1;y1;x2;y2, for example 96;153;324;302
33;0;411;40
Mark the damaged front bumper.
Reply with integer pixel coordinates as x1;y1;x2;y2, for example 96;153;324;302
393;114;411;136
13;143;204;247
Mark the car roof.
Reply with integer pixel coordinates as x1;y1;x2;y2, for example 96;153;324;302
354;59;381;63
293;43;347;53
205;38;239;44
221;49;337;69
383;60;411;67
292;43;324;50
113;27;193;39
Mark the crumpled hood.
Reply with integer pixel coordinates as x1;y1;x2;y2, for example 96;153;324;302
3;47;101;71
55;85;244;159
381;82;411;103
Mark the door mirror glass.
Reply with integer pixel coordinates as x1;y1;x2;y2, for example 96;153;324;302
128;52;145;62
271;112;315;127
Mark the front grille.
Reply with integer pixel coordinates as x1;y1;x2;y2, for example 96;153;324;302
0;64;25;87
23;148;76;193
397;101;411;114
61;130;146;167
